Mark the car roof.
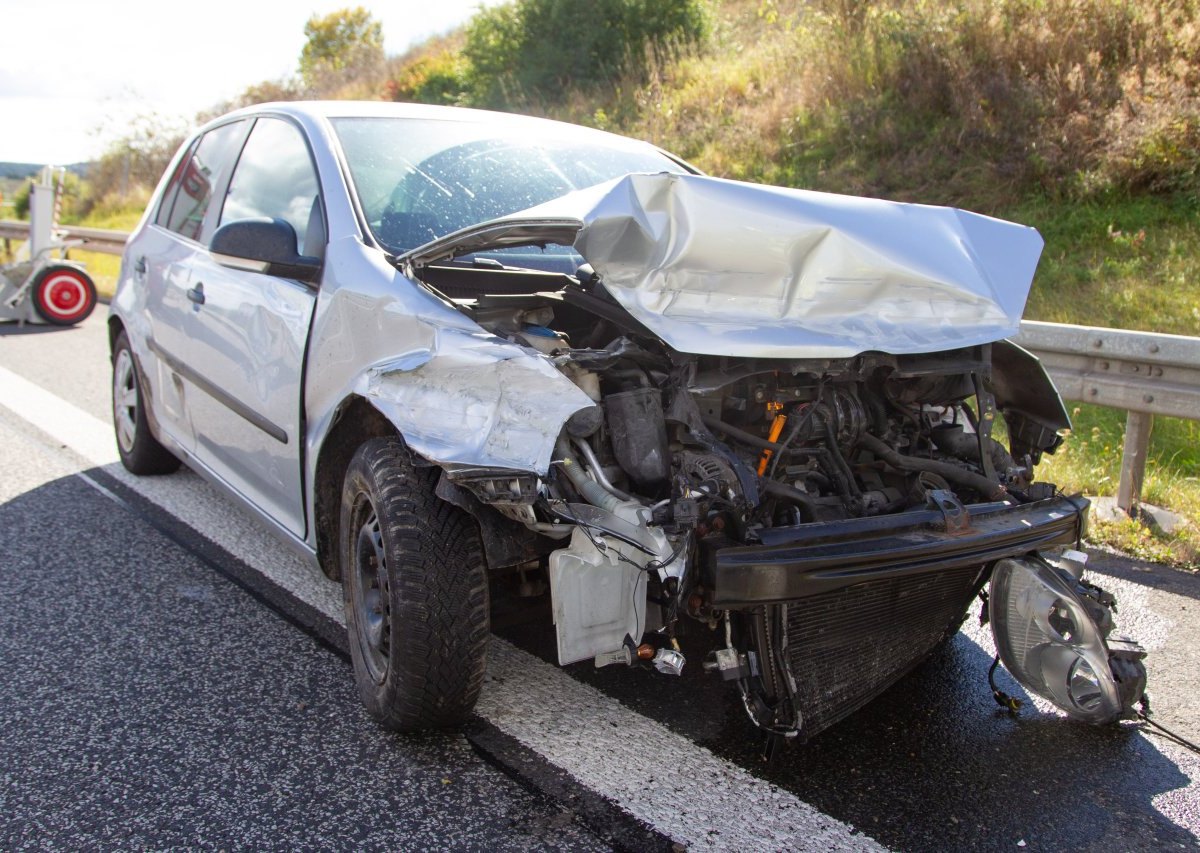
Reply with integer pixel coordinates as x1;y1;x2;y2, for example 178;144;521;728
208;100;645;146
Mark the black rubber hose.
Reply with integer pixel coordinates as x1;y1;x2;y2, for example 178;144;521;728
858;434;1007;500
760;480;817;520
700;415;818;519
823;420;861;498
700;414;785;453
932;427;1015;474
702;414;858;503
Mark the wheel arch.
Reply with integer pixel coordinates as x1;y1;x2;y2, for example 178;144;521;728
107;315;126;358
312;395;401;580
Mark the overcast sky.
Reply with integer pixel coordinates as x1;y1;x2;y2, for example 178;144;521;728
0;0;501;165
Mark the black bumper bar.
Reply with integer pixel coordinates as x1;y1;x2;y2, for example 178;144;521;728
711;496;1088;608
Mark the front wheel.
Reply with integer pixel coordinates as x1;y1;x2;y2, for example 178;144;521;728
341;436;489;731
112;332;180;475
32;265;97;326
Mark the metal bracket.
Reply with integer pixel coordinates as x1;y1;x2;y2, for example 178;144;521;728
928;489;970;534
972;368;998;482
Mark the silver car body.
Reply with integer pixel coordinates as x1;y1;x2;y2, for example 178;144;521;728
111;101;1145;737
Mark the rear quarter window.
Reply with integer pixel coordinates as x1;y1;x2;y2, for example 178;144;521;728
156;121;246;241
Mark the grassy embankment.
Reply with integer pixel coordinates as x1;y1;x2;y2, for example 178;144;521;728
47;0;1200;565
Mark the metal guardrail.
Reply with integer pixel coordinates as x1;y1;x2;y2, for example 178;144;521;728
0;219;128;255
2;220;1194;513
1013;321;1200;513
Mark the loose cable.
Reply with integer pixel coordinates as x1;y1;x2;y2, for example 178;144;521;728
1138;695;1200;755
988;655;1023;713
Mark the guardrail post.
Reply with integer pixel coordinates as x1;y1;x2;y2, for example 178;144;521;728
1117;411;1153;514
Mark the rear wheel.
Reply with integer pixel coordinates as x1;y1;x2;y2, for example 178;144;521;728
112;332;180;475
32;265;97;326
341;436;490;731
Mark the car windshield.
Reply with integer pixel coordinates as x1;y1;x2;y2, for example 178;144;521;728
331;116;686;256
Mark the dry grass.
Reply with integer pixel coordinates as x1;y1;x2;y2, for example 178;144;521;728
542;0;1200;210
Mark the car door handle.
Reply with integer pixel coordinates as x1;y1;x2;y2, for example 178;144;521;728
135;256;147;275
187;283;206;305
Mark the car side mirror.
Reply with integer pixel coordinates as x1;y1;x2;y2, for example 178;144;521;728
210;218;322;283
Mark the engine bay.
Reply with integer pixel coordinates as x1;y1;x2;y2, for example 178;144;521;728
433;262;1066;531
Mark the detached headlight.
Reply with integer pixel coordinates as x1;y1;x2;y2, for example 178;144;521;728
989;556;1146;724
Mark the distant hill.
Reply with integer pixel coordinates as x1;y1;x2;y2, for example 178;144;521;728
0;162;40;180
0;162;90;180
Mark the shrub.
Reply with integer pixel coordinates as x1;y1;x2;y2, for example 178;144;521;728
385;49;473;106
77;111;188;217
464;0;709;107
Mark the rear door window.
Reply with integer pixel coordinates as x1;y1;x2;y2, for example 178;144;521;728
158;121;246;241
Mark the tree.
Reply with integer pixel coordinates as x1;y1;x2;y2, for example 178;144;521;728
79;111;189;216
300;7;385;94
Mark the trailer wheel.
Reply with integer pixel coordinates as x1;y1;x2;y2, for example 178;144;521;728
32;265;97;326
341;436;489;731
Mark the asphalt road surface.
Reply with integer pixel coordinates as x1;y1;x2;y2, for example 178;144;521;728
1;313;1197;852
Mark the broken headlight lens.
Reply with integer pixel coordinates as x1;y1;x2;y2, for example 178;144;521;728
989;557;1132;723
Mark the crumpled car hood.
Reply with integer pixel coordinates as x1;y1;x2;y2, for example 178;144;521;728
403;172;1044;359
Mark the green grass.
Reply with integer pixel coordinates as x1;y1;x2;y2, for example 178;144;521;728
72;207;144;232
999;193;1200;569
1014;193;1200;337
71;250;121;300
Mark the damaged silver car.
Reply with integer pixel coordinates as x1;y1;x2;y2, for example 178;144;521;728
110;102;1147;740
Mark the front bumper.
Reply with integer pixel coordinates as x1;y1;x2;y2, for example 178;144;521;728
710;496;1089;608
707;495;1090;739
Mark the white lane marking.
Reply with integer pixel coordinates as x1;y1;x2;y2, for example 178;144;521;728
0;365;342;621
482;641;878;851
0;365;119;467
0;364;884;851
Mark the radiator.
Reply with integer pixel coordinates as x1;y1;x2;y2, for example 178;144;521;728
783;563;984;739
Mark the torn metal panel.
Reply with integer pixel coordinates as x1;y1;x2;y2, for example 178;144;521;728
359;327;595;474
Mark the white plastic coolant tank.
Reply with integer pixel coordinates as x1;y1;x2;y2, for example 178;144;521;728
549;527;646;665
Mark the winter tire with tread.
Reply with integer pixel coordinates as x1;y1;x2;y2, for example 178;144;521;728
341;436;490;731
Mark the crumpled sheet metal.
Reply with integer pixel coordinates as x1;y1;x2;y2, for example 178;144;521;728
360;327;595;474
558;173;1043;358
